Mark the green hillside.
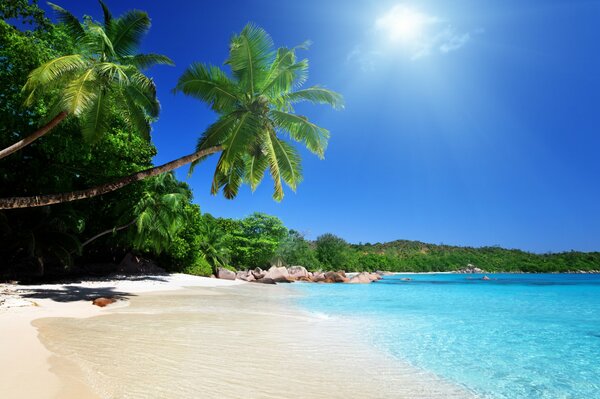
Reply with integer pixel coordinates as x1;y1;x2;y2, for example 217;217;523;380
350;240;600;273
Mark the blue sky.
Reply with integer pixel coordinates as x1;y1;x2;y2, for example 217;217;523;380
40;1;600;253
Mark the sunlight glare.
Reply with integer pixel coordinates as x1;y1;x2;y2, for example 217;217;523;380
376;5;436;42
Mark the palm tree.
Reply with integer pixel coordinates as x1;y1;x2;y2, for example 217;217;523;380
175;23;344;200
0;1;173;160
197;217;230;274
0;23;342;209
81;172;188;254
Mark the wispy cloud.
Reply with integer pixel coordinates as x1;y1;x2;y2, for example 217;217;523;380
411;26;472;60
348;4;480;69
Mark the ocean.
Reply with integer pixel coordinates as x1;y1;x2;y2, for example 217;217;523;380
293;273;600;399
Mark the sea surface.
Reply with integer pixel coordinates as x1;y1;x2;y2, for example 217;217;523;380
293;273;600;399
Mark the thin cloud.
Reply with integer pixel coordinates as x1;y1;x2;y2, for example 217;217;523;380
348;4;480;68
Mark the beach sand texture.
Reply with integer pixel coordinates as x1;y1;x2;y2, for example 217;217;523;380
2;276;476;399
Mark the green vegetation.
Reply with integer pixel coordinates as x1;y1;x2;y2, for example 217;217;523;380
2;1;173;159
0;2;342;279
175;24;343;201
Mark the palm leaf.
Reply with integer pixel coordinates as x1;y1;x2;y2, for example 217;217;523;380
116;88;150;139
270;135;302;190
281;86;344;110
125;73;159;117
262;130;284;200
211;153;245;199
219;112;260;168
94;62;129;85
189;112;241;174
243;142;269;191
22;54;87;105
80;86;109;142
48;2;86;44
84;23;115;58
123;53;175;70
260;47;308;96
110;9;151;57
269;110;329;158
175;63;240;112
226;23;274;95
98;0;112;28
60;68;97;115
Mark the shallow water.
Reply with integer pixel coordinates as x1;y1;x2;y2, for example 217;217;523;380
34;284;475;399
294;273;600;399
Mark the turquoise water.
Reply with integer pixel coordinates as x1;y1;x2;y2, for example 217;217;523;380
293;274;600;399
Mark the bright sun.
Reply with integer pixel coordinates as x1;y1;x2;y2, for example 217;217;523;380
376;5;436;42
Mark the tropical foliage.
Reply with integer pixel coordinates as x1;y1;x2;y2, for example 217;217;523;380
175;23;343;201
0;1;172;159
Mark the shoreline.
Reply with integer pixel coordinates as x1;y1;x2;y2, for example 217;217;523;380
0;274;243;399
1;274;476;399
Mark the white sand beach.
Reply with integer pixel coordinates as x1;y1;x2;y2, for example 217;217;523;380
1;275;476;399
0;274;242;399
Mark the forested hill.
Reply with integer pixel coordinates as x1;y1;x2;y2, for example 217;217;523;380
350;240;600;273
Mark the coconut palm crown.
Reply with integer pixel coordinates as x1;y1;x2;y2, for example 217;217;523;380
175;23;343;201
21;1;174;143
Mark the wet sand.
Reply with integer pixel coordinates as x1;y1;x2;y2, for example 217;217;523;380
31;283;477;399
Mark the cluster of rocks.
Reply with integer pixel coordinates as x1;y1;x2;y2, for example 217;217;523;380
217;266;383;284
455;264;486;274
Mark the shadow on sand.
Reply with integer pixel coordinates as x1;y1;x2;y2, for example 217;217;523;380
17;275;170;303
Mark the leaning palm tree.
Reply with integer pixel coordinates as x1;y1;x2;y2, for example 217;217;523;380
0;23;342;209
175;23;343;200
81;172;188;254
0;1;173;159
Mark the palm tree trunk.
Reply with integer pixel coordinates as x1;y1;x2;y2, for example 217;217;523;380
81;218;137;248
0;145;223;209
0;112;68;160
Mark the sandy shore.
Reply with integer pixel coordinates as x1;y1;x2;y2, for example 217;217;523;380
0;274;242;399
1;274;476;399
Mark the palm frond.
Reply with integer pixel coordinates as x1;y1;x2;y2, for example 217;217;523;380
219;111;260;169
123;53;175;70
22;54;87;105
269;110;329;158
98;0;112;28
243;142;269;191
110;9;151;57
280;86;344;110
48;2;86;44
226;23;274;95
125;73;159;117
175;63;240;112
262;130;284;201
211;153;246;199
260;47;308;96
59;68;97;115
94;62;129;85
188;113;239;174
84;23;115;58
80;86;109;142
270;135;302;190
116;88;150;139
